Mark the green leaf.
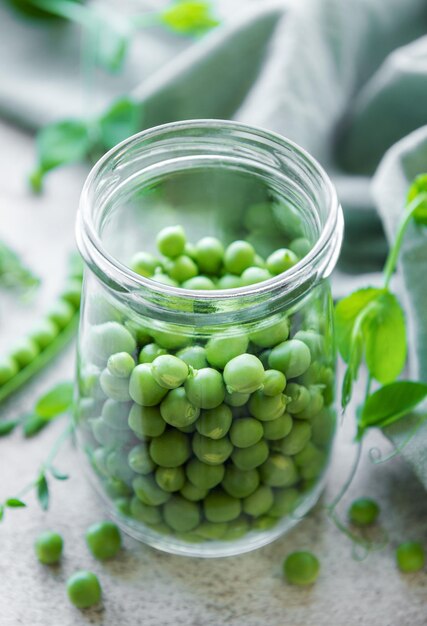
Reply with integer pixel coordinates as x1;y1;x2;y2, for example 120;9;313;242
335;288;382;362
30;119;91;191
6;498;26;508
49;466;69;481
22;414;48;438
160;1;219;35
36;474;50;511
35;382;74;419
98;98;141;150
407;174;427;225
0;506;4;521
364;292;407;384
0;419;19;437
359;381;427;433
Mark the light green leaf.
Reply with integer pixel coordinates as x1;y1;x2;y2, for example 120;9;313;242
35;382;74;419
0;419;19;437
406;174;427;225
160;1;219;35
335;287;382;362
6;498;26;508
359;381;427;433
36;474;50;511
364;292;406;384
98;98;141;150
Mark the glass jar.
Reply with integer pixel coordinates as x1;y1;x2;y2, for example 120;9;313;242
75;120;343;557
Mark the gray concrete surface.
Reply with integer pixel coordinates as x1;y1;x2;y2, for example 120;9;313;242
0;121;426;626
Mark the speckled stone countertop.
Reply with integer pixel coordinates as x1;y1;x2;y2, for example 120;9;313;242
1;122;426;626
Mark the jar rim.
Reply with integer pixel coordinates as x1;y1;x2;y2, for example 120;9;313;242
76;119;343;315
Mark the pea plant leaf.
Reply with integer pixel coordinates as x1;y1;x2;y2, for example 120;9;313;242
35;382;74;419
363;291;407;384
36;474;50;511
0;419;19;437
5;498;26;508
160;1;219;35
29;120;92;192
98;98;141;150
358;381;427;437
22;414;49;438
406;174;427;225
335;287;383;362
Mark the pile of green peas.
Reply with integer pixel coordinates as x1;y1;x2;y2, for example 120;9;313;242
78;225;335;544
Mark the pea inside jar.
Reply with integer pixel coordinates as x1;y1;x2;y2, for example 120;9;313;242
76;224;336;554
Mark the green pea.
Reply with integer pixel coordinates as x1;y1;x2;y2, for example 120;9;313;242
259;349;271;369
289;237;311;258
280;421;312;455
92;447;110;476
115;497;131;517
229;418;263;448
294;443;326;480
252;515;278;531
194;236;224;275
248;390;287;421
155;466;186;492
163;496;200;532
130;496;162;525
29;319;59;349
186;459;225;489
185;368;225;409
181;276;216;290
348;498;380;526
138;343;167;364
222;466;260;498
224;390;250;407
106;449;135;483
67;571;102;609
91;418;133;447
293;386;324;420
128;444;156;475
128;403;166;438
243;485;274;517
283;551;320;586
47;299;75;329
269;488;300;517
204;490;242;523
11;338;40;368
165;255;198;283
85;521;121;561
88;322;136;367
180;481;209;502
130;251;160;277
129;364;168;406
105;477;132;499
34;531;63;565
310;409;336;448
396;542;425;573
150;430;191;467
223;517;249;540
268;339;311;379
260;454;298;487
0;357;19;385
132;475;171;506
223;354;264;394
156;225;186;258
60;279;82;309
263;370;286;396
152;273;179;287
231;439;269;470
176;345;208;369
192;433;233;465
224;240;255;275
80;364;106;400
205;334;248;369
101;399;130;429
293;330;324;358
100;369;131;402
196;521;228;540
152;354;188;389
240;267;272;285
160;387;200;428
196;404;232;439
266;248;298;274
263;413;293;440
152;328;190;350
216;274;244;289
286;383;310;413
107;352;135;378
250;317;290;348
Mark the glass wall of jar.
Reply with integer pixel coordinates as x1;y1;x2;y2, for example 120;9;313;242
75;120;343;557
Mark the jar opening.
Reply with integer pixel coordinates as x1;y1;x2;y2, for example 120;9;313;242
77;120;343;323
